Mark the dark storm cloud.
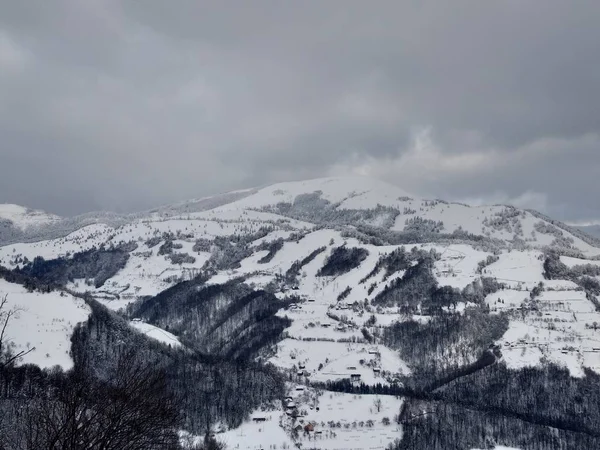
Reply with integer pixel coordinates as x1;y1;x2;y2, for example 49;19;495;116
0;1;599;221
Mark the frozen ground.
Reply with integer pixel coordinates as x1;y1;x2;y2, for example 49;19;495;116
211;387;403;450
130;320;182;348
0;279;90;370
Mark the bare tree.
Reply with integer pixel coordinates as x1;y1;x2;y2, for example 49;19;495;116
7;350;181;450
373;397;382;413
0;293;35;369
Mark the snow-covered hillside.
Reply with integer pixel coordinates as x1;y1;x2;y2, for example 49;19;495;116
0;203;61;230
1;176;600;449
0;279;90;370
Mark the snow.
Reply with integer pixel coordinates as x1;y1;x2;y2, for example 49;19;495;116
270;339;410;385
484;250;545;285
130;321;182;348
0;279;90;370
0;203;61;230
220;176;414;212
561;255;600;268
494;287;600;377
472;447;521;450
433;244;490;289
0;223;114;268
211;388;404;450
4;176;600;444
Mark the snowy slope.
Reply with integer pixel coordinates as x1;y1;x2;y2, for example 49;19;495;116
130;320;182;348
0;203;61;230
3;176;600;446
219;176;415;212
0;279;90;369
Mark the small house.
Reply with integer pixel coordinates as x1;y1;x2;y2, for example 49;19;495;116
350;374;361;382
131;318;142;323
252;417;267;423
346;366;357;371
373;367;381;374
304;423;315;433
295;386;305;392
299;364;306;369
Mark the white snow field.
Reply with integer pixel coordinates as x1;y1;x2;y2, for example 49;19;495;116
0;279;90;370
0;203;61;230
130;320;182;348
203;387;403;450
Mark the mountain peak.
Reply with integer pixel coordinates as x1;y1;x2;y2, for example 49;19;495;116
0;203;61;230
220;176;416;212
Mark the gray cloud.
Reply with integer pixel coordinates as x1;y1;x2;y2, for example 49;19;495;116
0;0;599;221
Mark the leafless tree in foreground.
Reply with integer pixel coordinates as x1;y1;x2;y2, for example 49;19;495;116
0;293;35;369
3;350;181;450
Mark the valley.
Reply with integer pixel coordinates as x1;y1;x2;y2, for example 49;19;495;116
2;177;600;449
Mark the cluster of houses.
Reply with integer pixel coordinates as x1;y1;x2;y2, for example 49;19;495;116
296;363;312;378
334;302;352;311
504;339;600;354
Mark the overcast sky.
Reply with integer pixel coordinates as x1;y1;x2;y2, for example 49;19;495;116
1;1;599;223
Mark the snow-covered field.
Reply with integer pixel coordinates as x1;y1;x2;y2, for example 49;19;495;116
130;320;182;348
0;279;90;369
211;387;403;450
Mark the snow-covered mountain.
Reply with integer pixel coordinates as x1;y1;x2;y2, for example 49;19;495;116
2;176;600;449
0;203;61;231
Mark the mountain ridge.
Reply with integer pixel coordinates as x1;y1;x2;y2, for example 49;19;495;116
2;176;599;253
3;175;600;448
